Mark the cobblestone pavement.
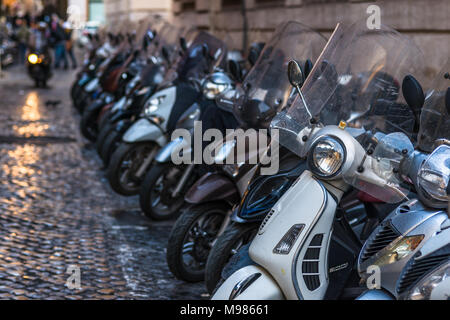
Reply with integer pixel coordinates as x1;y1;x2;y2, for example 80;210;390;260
0;66;206;299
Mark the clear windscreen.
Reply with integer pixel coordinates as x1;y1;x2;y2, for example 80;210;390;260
271;21;425;157
233;21;327;122
348;131;415;203
418;58;450;152
174;31;228;81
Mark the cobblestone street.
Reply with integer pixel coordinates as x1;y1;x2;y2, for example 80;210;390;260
0;66;206;300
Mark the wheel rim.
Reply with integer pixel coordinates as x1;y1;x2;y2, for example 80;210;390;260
181;210;225;273
118;145;155;191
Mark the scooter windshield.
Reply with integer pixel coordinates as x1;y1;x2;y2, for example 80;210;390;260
418;58;450;152
232;21;327;128
173;31;228;82
271;21;425;157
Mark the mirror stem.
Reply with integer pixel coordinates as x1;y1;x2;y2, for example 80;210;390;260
295;85;312;120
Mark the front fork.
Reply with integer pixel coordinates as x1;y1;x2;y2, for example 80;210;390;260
134;146;159;178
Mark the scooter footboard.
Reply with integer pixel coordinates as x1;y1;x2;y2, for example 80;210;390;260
212;265;284;300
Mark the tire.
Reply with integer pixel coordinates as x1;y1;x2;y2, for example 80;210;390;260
166;202;230;282
96;121;114;156
205;223;259;294
80;100;103;142
70;82;79;102
106;142;158;196
100;129;122;166
139;163;197;221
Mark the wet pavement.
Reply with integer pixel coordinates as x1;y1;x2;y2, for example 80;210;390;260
0;66;206;299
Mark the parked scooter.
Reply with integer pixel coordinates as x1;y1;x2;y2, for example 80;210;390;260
106;31;229;196
94;25;193;164
137;43;256;220
356;62;450;300
213;21;427;299
80;21;181;142
165;21;327;283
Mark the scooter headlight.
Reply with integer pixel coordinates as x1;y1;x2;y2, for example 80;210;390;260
203;81;228;100
28;53;39;64
309;136;345;178
417;145;450;203
143;95;166;117
406;261;450;300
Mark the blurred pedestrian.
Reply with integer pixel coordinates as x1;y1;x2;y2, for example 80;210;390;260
15;18;30;64
50;15;68;69
63;21;77;69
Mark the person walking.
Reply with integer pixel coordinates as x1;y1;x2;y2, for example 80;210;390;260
50;15;68;69
63;21;77;69
15;18;30;64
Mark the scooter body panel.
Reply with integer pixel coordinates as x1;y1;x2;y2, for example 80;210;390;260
122;118;167;146
212;265;284;300
185;172;239;205
249;171;339;300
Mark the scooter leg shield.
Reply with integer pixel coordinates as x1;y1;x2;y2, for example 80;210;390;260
212;265;284;300
122;118;167;146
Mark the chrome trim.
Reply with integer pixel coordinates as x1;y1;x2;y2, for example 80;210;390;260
229;273;262;300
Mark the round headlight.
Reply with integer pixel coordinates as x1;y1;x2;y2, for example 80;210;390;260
310;137;345;177
418;144;450;203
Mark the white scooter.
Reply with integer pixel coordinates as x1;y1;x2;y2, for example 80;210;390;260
213;21;428;300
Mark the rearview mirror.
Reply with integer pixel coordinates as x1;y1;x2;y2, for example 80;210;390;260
402;75;425;113
446;87;450;115
248;42;265;67
202;44;210;59
228;60;242;82
180;37;188;52
288;60;305;88
162;46;170;62
304;59;313;79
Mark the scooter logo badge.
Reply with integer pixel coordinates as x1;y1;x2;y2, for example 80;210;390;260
329;262;349;273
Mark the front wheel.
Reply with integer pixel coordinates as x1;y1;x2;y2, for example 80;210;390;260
166;202;230;282
100;128;122;166
80;100;103;142
139;163;197;221
106;142;158;195
205;223;259;294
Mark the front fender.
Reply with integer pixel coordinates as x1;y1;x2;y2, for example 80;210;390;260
356;289;395;300
185;172;239;205
155;137;192;163
212;265;284;300
122;118;167;146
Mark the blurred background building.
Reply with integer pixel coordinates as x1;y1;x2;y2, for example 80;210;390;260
0;0;448;76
